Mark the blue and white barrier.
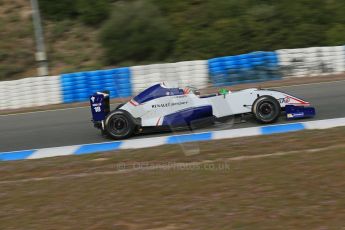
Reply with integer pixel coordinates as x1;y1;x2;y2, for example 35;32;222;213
0;45;344;110
1;117;345;161
61;67;132;103
208;51;281;86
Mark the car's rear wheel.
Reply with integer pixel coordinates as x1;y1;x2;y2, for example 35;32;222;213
104;110;135;139
252;96;281;124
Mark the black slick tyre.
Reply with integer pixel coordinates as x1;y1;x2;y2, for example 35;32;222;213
104;110;135;139
252;96;281;124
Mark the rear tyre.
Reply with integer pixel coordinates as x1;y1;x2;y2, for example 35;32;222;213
252;96;281;124
104;110;135;139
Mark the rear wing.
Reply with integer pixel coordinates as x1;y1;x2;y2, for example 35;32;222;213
90;91;110;123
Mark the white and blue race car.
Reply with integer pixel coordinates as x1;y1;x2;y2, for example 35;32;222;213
90;82;315;139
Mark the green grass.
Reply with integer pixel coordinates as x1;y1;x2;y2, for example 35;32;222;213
0;0;104;80
2;0;345;80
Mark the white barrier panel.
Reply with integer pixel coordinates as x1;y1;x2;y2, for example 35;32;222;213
131;60;209;94
277;46;345;77
0;75;62;110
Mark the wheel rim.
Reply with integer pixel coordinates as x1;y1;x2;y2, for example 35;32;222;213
258;102;275;119
109;116;128;134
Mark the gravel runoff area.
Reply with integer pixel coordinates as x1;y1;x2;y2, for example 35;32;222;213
1;127;344;229
1;74;345;115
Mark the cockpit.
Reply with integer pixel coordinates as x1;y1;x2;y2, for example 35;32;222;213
132;82;229;104
132;82;184;104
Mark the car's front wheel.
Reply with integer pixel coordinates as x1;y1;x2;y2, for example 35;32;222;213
104;110;135;139
252;96;281;124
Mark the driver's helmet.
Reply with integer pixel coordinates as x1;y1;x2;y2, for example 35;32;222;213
218;88;230;95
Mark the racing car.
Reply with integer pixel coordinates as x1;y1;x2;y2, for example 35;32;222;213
89;82;315;139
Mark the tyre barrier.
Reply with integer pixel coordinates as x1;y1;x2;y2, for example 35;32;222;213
0;76;62;110
131;60;209;94
208;51;281;87
0;45;344;110
61;67;132;103
277;46;345;77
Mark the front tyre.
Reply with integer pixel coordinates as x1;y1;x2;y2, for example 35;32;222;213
252;96;281;124
104;110;135;139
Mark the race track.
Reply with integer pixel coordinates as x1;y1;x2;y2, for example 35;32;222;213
1;80;345;152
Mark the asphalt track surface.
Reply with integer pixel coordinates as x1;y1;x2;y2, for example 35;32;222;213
1;80;345;152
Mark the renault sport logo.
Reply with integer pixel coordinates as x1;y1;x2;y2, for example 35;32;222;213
152;101;188;108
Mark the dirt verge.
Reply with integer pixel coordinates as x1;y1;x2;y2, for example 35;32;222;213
1;127;344;229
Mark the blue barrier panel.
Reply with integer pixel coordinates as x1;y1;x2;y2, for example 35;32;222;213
60;67;132;103
208;51;282;87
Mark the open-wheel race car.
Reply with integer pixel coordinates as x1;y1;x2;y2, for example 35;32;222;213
89;82;315;139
